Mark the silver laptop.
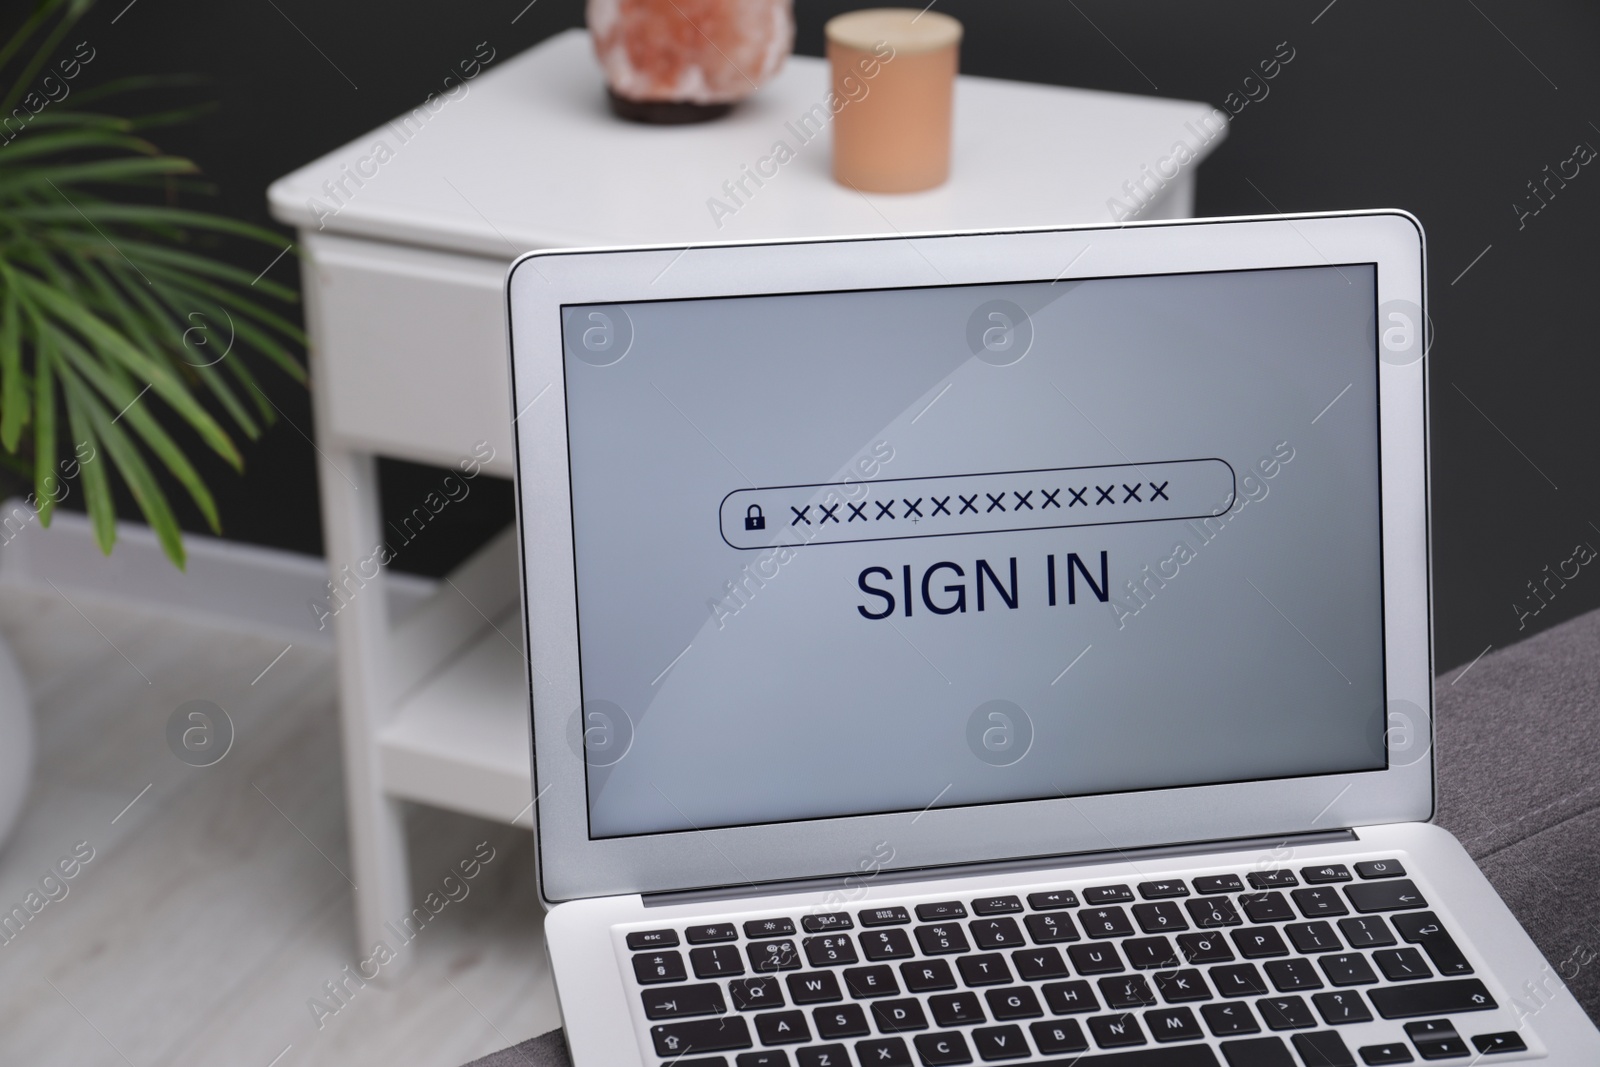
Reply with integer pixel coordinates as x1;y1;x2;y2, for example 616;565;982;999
505;213;1600;1067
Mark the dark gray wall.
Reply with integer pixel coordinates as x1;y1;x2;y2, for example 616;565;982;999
42;0;1600;672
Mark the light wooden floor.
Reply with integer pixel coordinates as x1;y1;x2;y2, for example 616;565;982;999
0;586;560;1067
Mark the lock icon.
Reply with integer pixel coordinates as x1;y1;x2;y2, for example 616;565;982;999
744;505;766;531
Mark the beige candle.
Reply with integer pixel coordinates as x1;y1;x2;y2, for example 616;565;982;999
825;8;962;193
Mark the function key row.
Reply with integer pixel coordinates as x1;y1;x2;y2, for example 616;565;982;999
626;860;1409;951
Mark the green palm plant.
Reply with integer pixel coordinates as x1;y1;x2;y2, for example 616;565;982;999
0;0;305;568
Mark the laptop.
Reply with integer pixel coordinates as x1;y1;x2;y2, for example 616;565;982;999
505;212;1600;1067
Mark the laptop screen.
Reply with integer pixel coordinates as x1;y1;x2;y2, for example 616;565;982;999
559;263;1387;840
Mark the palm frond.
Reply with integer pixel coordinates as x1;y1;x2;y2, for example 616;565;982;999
0;0;306;565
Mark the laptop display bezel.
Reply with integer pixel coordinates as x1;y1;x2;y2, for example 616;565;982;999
506;212;1431;904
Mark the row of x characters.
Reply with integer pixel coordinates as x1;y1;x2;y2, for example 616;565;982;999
789;481;1171;527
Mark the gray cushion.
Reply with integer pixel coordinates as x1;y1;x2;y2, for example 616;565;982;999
465;607;1600;1065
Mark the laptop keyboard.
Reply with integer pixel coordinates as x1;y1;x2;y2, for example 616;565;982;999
620;859;1532;1066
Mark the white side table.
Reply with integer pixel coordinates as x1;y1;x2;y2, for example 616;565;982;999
267;28;1226;957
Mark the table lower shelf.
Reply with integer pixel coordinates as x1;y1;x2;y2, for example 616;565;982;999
377;610;535;828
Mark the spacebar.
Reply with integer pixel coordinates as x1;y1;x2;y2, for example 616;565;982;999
1037;1045;1221;1066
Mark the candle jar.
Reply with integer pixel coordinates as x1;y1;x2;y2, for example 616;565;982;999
826;8;962;192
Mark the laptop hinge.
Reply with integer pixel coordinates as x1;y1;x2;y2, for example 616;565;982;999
643;827;1360;907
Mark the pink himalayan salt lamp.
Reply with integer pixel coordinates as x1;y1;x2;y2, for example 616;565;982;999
588;0;793;123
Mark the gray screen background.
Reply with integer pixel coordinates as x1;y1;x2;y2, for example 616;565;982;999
560;265;1386;838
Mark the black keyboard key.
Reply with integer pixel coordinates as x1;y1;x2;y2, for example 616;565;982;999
628;928;679;950
746;918;798;939
870;998;927;1033
737;1052;789;1067
1138;879;1191;900
842;965;898;998
971;917;1025;950
1311;990;1371;1025
915;924;970;955
644;982;727;1019
813;1004;870;1039
1256;995;1315;1030
1153;968;1211;1003
1186;897;1242;928
861;927;915;961
1069;942;1125;974
858;907;910;927
1043;979;1099;1014
795;1044;849;1067
971;1023;1031;1058
1084;884;1135;904
1099;974;1156;1010
1124;936;1179;970
1470;1031;1527;1054
1357;1042;1414;1064
956;953;1012;986
1345;880;1426;914
1087;1013;1146;1049
1263;958;1322;992
1134;902;1190;934
634;950;688;984
1011;946;1069;981
1217;1035;1291;1065
1301;865;1352;885
1338;916;1395;949
1292;887;1349;919
1232;927;1289;959
1146;1006;1203;1043
1367;978;1497;1019
801;913;853;933
755;1010;811;1045
1025;911;1080;944
972;895;1023;915
1177;932;1234;965
1391;913;1472;976
1292;1031;1356;1066
1194;874;1244;895
1247;870;1298;890
853;1037;911;1066
913;1031;972;1066
1286;922;1342;954
1354;859;1405;879
928;991;986;1027
803;935;857;967
688;953;742;979
688;923;740;943
1239;893;1294;924
1211;963;1268;997
653;1016;754;1058
1202;1001;1260;1037
900;958;956;993
1317;953;1378;987
1030;1018;1088;1055
787;971;842;1004
984;986;1043;1020
1027;889;1080;910
1401;1020;1453;1039
730;977;785;1011
916;901;967;921
1373;947;1431;982
1082;906;1136;939
749;940;802;973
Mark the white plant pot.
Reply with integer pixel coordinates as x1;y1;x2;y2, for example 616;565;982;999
0;632;33;851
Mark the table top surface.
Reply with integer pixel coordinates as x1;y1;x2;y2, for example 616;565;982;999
268;30;1226;258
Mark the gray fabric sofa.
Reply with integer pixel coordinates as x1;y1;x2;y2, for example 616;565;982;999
465;607;1600;1066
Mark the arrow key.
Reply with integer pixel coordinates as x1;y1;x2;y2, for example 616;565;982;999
1471;1031;1528;1054
1345;879;1428;914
